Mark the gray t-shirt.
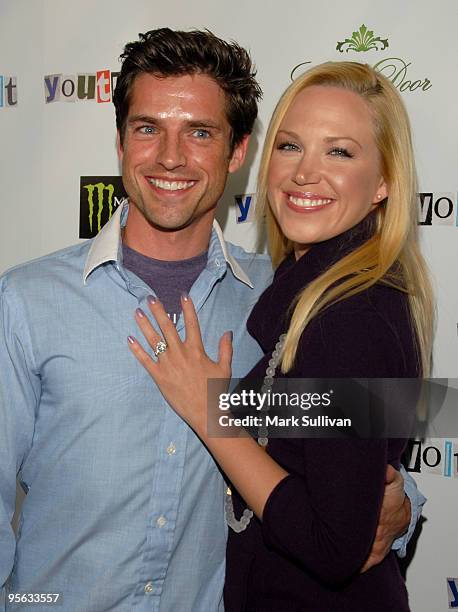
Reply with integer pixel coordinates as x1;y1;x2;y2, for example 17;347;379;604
122;244;208;325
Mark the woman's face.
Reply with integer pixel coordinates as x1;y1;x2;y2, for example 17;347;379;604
268;85;387;258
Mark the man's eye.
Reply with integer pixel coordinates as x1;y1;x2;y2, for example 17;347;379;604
193;129;210;139
277;142;301;152
139;126;156;134
329;147;353;158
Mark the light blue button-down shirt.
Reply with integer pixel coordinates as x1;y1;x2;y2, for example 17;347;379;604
0;204;424;611
0;204;272;611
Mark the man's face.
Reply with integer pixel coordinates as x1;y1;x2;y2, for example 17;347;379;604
118;72;248;236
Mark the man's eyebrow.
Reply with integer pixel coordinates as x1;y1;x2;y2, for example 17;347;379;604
127;115;222;131
127;114;157;125
187;120;222;131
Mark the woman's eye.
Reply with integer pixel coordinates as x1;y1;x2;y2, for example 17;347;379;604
277;142;301;152
329;147;353;158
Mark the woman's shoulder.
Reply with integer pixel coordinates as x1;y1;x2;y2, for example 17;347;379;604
328;281;409;315
292;284;419;378
314;282;413;337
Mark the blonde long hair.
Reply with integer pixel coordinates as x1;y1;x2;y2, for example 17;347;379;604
257;62;434;375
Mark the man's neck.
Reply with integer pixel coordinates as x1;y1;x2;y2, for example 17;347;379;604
122;206;214;261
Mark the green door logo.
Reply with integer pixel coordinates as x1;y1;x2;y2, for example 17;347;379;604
292;24;431;92
336;24;389;53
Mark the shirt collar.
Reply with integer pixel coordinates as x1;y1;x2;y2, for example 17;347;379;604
211;220;253;288
83;202;253;288
83;202;126;284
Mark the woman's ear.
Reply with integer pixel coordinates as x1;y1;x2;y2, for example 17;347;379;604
373;177;388;204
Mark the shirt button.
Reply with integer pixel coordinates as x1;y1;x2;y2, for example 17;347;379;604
156;515;167;528
215;258;221;267
166;443;176;455
144;581;154;594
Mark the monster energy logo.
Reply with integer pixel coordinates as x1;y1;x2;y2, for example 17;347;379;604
84;182;115;233
79;176;128;239
336;25;388;53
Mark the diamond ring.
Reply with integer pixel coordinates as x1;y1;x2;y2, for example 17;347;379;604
154;341;168;356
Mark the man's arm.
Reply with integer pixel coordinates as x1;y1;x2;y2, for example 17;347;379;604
0;278;39;605
361;464;425;572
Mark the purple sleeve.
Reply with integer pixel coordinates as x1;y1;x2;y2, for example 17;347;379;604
262;439;387;585
261;296;413;585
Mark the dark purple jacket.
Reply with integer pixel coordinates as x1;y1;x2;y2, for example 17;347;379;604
224;217;417;611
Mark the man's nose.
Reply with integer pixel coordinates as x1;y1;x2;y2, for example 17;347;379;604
156;134;186;171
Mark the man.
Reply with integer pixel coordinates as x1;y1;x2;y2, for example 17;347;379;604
0;29;423;611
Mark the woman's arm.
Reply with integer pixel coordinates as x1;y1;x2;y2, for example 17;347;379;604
257;296;413;583
261;438;389;584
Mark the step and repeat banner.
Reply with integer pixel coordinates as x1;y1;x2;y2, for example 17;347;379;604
1;1;457;610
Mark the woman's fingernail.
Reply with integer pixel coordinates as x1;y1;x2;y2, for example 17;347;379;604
127;335;136;345
136;308;145;318
147;295;157;306
181;291;189;302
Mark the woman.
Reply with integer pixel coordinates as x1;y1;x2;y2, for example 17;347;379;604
128;62;433;610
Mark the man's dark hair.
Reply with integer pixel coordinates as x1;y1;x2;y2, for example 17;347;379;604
113;28;262;149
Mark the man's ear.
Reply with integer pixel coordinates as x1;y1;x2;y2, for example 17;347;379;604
228;135;250;174
116;131;123;163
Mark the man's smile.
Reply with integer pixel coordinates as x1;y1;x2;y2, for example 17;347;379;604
146;177;197;192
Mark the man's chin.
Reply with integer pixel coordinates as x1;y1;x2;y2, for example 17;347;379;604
128;198;215;235
142;213;196;233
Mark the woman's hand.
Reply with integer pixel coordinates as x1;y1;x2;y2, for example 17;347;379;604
127;294;233;437
128;294;288;520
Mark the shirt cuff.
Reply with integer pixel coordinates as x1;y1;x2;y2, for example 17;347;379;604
391;465;426;557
